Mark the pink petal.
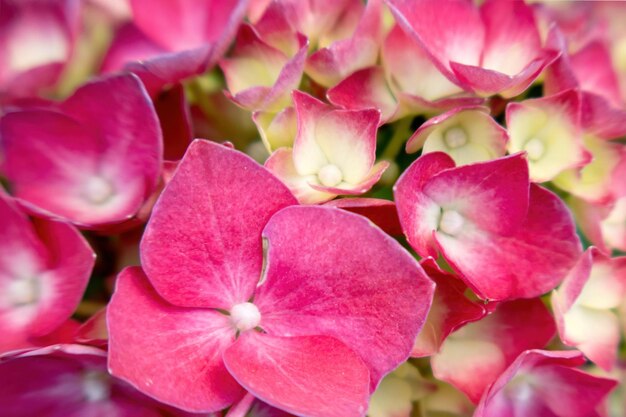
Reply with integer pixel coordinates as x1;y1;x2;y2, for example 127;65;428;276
153;83;193;161
305;0;383;87
1;74;162;227
553;248;626;370
141;139;296;309
223;331;370;417
411;258;486;358
108;267;244;413
423;153;530;236
265;148;336;205
436;185;581;300
405;105;508;165
0;194;94;353
480;0;543;77
327;66;399;122
432;299;555;403
394;152;456;258
475;350;617;417
308;161;388;195
387;0;483;81
324;198;403;236
130;0;246;52
382;26;466;103
74;307;108;348
506;89;589;182
254;206;435;390
99;23;166;74
221;25;307;112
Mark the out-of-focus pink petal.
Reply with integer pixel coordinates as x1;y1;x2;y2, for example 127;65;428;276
382;26;466;103
411;259;486;358
432;299;556;403
324;198;403;236
387;0;483;80
0;0;79;99
254;206;435;390
1;74;162;228
99;23;166;74
107;267;244;413
130;0;246;52
223;331;370;417
306;0;383;88
552;248;626;371
506;89;589;182
437;185;581;301
74;308;108;348
253;107;297;153
153;83;193;161
221;25;307;112
142;140;296;309
0;193;94;354
406;105;508;165
475;350;617;417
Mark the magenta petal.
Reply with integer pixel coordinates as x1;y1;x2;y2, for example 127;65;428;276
0;193;93;353
254;206;434;390
438;185;581;300
394;152;456;257
107;267;244;413
475;350;617;417
223;331;370;417
154;83;193;161
141;139;296;309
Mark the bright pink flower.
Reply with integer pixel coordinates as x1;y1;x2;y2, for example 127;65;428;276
394;152;582;301
0;74;163;229
411;258;485;358
506;89;590;182
0;192;94;354
552;247;626;371
406;105;508;165
266;91;387;204
0;0;79;100
0;344;204;417
108;139;434;415
431;299;555;403
101;0;248;96
387;0;559;98
474;350;617;417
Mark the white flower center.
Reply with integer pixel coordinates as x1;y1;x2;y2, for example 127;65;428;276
7;277;39;307
317;164;343;187
443;126;468;149
82;371;110;402
230;302;261;332
524;138;545;161
83;176;114;205
438;210;464;236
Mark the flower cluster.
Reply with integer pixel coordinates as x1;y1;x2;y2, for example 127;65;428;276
1;0;626;416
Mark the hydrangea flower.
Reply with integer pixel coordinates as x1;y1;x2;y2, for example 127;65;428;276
107;139;434;416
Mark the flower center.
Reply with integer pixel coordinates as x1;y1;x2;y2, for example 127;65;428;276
83;176;114;205
7;276;40;307
438;210;464;236
82;371;110;402
443;126;468;149
230;302;261;332
317;164;343;187
523;138;545;161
